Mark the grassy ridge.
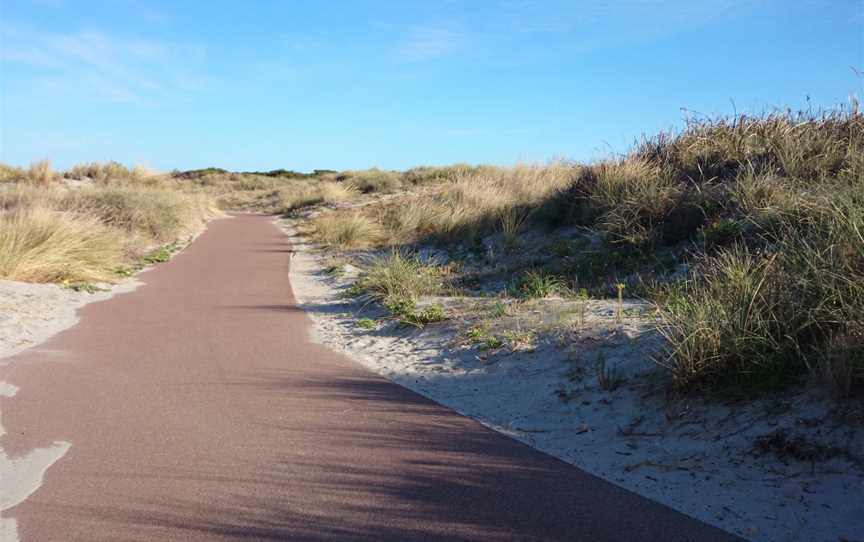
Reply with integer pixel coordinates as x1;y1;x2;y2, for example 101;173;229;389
4;103;862;395
301;105;864;395
0;164;218;283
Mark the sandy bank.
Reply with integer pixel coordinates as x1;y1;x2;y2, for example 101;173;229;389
280;217;864;542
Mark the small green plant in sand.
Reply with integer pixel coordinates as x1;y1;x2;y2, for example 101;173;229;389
574;288;590;329
356;318;377;330
490;301;509;318
466;326;488;342
479;336;504;351
400;304;447;327
381;295;447;327
516;269;564;299
114;242;181;278
502;329;535;351
464;324;505;351
141;243;179;265
61;281;107;294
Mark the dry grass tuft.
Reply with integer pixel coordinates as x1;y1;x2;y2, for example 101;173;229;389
309;211;383;248
60;185;216;242
26;160;56;186
0;207;126;283
379;163;576;243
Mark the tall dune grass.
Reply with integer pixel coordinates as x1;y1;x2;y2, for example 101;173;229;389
309;212;383;248
0;207;125;283
379;164;577;243
0;167;218;284
61;185;216;242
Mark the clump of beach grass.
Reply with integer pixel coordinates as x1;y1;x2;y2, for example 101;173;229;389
277;181;354;213
354;250;444;303
379;163;576;244
28;160;56;185
0;207;126;283
309;211;383;248
60;185;216;243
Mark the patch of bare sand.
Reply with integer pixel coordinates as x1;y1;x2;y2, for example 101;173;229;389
280;218;864;542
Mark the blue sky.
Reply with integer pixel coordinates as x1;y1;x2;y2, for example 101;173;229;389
1;0;861;172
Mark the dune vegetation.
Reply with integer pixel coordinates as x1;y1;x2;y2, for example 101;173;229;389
3;103;862;397
293;105;863;397
0;162;218;283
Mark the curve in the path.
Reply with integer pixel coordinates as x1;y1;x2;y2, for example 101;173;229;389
1;214;737;541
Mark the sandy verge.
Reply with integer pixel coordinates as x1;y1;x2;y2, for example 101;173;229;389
0;279;142;362
280;218;864;542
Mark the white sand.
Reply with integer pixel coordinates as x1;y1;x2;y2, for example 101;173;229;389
0;279;142;361
281;219;864;542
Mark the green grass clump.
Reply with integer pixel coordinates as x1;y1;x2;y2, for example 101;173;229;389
141;243;179;264
516;269;564;299
352;251;447;326
385;298;447;327
659;195;864;393
479;336;504;351
356;318;377;329
355;251;444;302
657;247;796;390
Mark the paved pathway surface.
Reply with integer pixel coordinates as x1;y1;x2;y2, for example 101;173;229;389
1;215;737;541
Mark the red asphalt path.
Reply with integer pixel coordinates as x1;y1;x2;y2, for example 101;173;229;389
1;214;737;541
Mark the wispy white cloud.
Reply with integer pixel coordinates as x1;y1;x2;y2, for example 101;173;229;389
388;0;753;64
0;24;207;105
394;25;466;61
